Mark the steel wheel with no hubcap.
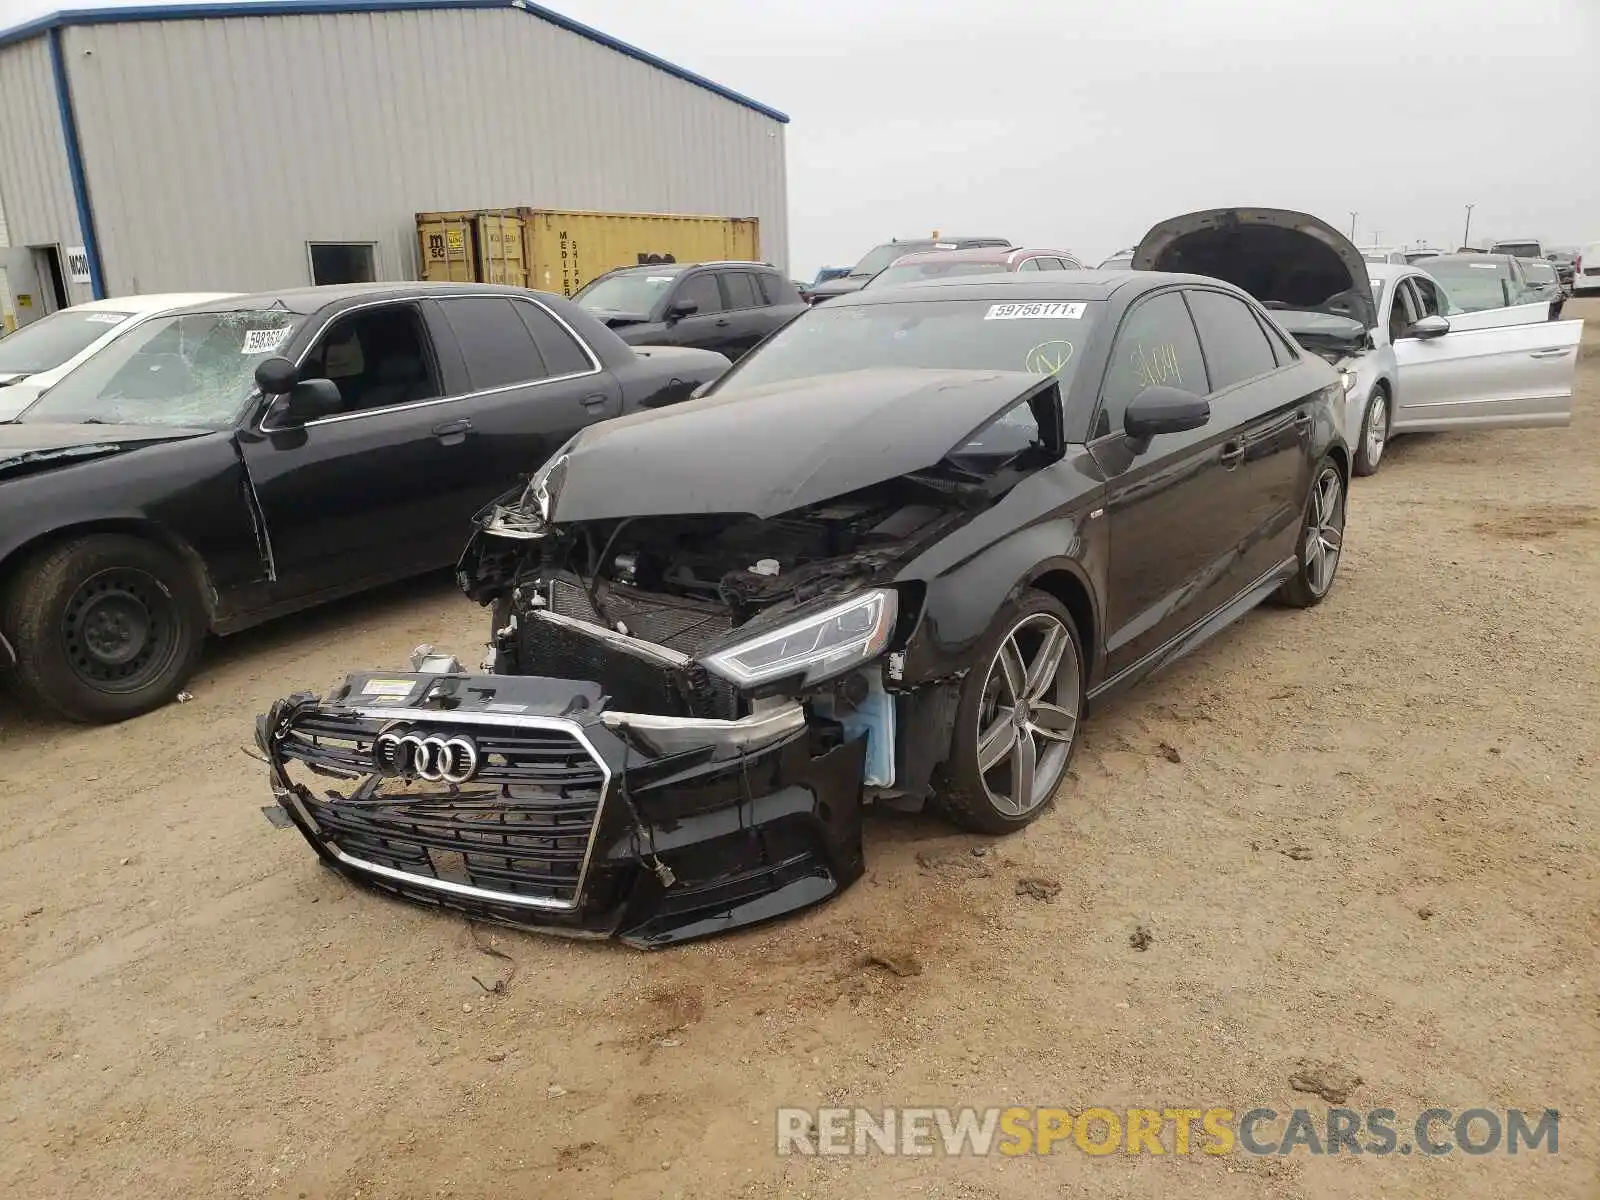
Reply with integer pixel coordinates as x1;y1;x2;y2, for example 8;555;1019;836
61;568;181;693
975;612;1082;818
1304;466;1345;597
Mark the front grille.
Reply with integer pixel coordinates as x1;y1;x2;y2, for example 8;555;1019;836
280;711;607;907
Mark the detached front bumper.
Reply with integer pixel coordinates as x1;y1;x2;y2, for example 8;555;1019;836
259;671;865;948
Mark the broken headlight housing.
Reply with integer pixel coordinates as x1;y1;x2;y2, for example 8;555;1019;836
701;588;897;689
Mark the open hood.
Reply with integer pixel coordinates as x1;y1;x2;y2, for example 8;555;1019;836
544;368;1056;522
1133;207;1376;332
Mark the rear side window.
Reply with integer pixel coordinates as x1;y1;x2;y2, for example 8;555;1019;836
756;272;799;304
513;301;594;377
719;271;762;310
1096;291;1207;438
1185;290;1278;392
439;296;547;390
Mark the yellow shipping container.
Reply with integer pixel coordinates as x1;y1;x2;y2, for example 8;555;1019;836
416;208;760;297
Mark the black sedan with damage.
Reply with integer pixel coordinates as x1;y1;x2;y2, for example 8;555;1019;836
0;283;728;723
260;272;1351;947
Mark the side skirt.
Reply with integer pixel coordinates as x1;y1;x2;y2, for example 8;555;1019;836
1086;556;1298;712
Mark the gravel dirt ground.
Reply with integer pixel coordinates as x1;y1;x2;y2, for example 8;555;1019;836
3;301;1598;1199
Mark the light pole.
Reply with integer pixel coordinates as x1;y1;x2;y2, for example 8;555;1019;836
1462;204;1475;249
1349;212;1358;241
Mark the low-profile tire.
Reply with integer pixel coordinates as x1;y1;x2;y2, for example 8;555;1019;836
932;589;1086;835
1274;456;1346;609
1;534;206;724
1352;387;1389;477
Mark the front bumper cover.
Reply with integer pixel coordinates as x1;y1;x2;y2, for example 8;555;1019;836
259;671;865;948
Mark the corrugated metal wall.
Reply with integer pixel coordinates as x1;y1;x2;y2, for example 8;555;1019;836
55;9;787;296
0;36;91;306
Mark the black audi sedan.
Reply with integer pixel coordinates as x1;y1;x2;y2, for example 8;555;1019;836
0;283;728;723
260;271;1350;947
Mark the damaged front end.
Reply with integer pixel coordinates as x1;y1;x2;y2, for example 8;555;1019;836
261;368;1059;946
262;474;994;945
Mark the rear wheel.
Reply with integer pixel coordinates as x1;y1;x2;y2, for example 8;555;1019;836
1274;458;1346;609
934;590;1085;834
1352;387;1389;476
2;534;206;723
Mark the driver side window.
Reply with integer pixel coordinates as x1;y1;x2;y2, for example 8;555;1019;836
1409;276;1444;319
303;305;442;414
1094;292;1208;439
672;273;723;315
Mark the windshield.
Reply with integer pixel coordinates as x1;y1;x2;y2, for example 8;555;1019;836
20;308;303;428
1098;256;1133;270
574;270;681;314
868;260;1008;288
849;241;938;277
1491;242;1540;259
712;298;1101;393
0;309;133;374
1523;261;1557;283
1420;261;1513;312
1361;251;1395;264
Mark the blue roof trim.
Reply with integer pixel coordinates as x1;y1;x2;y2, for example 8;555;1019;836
0;1;790;123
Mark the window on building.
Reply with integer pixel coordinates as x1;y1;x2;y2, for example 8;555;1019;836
308;243;378;286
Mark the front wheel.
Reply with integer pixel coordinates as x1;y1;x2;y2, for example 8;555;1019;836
1352;388;1389;477
2;534;206;723
934;590;1086;835
1274;457;1346;609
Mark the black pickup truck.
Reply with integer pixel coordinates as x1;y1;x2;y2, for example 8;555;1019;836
571;262;807;361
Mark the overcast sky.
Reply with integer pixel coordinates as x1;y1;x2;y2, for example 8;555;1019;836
3;0;1596;276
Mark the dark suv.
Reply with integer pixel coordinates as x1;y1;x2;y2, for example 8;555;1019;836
573;262;807;361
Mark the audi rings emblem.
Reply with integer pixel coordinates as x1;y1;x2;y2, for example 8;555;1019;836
374;728;480;784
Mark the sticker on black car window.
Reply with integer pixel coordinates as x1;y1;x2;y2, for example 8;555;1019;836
985;302;1085;321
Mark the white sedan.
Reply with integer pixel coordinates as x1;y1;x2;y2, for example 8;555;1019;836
0;293;236;420
1132;208;1583;478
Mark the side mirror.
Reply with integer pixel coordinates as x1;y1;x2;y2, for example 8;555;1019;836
666;301;699;321
253;355;299;395
1408;314;1450;339
279;378;343;424
1124;386;1210;439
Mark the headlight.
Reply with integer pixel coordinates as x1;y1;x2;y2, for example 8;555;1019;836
701;589;897;688
1339;368;1359;393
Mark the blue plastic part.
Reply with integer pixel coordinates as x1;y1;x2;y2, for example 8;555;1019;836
815;668;896;789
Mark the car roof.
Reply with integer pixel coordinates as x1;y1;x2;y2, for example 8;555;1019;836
66;292;238;315
831;270;1226;306
1364;263;1415;281
164;281;556;316
1423;253;1516;267
886;247;1075;266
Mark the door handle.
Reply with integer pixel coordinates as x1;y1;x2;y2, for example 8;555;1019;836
579;393;609;409
1528;348;1570;359
1219;441;1246;469
714;318;731;327
431;418;472;444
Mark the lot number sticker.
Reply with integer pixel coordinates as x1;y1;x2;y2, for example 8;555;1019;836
985;302;1086;321
242;327;291;355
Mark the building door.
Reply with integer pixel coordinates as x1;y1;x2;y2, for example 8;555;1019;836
31;246;68;312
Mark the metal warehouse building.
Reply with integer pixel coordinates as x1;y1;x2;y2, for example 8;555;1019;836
0;0;789;323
